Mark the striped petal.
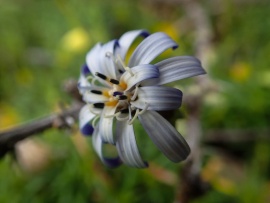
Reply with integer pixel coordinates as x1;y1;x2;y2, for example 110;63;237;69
92;125;121;168
128;32;178;67
79;105;95;136
120;64;159;91
116;120;148;168
131;86;182;111
98;40;118;79
116;29;149;60
155;56;206;85
99;106;116;144
138;110;190;162
86;43;102;76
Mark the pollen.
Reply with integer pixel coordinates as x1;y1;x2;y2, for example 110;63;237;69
119;81;127;90
102;90;110;97
105;100;118;107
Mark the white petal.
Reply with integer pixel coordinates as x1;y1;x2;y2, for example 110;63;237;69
79;105;96;135
83;90;109;103
155;56;206;85
120;64;159;91
131;86;182;111
92;125;121;168
128;32;178;67
99;106;116;144
116;30;149;60
86;43;102;76
138;110;190;162
116;120;148;168
98;40;118;79
77;73;92;94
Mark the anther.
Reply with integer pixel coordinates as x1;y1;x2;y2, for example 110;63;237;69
95;72;107;80
120;109;129;114
93;103;105;109
118;69;124;74
113;91;123;96
91;90;102;95
109;78;120;85
117;95;128;100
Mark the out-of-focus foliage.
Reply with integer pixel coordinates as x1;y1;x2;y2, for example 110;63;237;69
0;0;270;202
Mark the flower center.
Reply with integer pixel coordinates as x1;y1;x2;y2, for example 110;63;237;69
87;53;148;124
94;71;130;109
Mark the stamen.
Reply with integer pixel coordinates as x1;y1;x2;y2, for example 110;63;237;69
104;112;120;118
138;103;149;115
95;72;107;80
91;90;102;95
128;109;140;125
128;103;149;125
86;75;98;86
92;116;100;128
116;54;134;76
86;75;93;81
131;85;139;101
109;78;120;85
93;103;105;109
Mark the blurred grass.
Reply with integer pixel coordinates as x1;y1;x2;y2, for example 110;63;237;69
0;0;270;203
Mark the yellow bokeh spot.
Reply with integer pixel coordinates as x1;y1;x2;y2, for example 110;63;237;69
61;27;91;53
0;103;20;130
153;22;179;41
229;62;251;82
201;156;237;195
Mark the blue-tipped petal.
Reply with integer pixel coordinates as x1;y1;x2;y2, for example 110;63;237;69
131;86;182;111
120;64;159;91
117;29;149;60
116;120;148;168
92;125;122;168
138;110;190;162
155;56;206;85
81;64;91;76
79;105;96;136
128;32;178;67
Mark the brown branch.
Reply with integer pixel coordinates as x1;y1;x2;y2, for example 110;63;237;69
0;102;83;157
0;79;83;158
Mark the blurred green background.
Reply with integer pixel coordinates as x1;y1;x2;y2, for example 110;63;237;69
0;0;270;202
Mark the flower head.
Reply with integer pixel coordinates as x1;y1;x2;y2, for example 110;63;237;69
78;30;205;168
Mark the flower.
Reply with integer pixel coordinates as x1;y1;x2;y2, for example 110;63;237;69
78;30;205;168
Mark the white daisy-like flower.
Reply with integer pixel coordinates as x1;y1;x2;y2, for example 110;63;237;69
78;30;205;168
